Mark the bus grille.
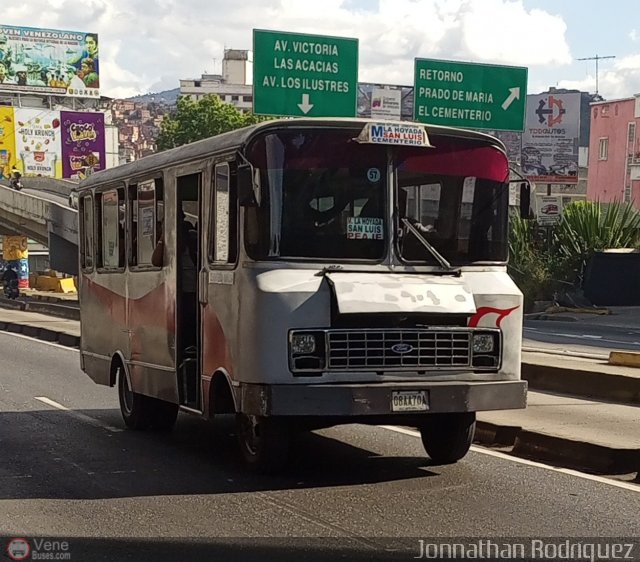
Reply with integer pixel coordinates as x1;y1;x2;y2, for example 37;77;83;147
327;330;472;371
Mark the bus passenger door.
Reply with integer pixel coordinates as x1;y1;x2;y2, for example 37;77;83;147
175;171;203;410
201;161;237;415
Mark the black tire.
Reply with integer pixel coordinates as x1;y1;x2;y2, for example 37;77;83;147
419;412;476;464
118;368;178;431
236;414;290;474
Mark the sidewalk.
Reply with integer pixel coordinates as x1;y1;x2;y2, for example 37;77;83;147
477;392;640;474
0;306;638;478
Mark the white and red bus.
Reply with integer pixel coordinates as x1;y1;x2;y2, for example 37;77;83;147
77;118;529;472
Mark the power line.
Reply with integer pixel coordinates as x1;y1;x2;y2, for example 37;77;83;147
576;54;616;96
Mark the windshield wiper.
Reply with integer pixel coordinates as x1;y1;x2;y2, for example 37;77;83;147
401;218;460;274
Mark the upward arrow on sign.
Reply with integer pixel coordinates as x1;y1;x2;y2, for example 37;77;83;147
501;87;521;111
297;93;314;114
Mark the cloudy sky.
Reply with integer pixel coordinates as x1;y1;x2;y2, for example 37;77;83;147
4;0;639;100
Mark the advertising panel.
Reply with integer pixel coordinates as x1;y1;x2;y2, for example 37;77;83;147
358;83;414;121
536;195;564;226
60;111;105;179
0;25;99;98
522;92;580;184
14;108;62;178
0;106;16;180
370;87;402;120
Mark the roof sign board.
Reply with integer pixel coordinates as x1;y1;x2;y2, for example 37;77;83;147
356;122;433;147
413;59;528;131
253;29;358;118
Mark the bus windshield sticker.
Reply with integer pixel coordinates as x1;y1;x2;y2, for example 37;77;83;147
347;217;384;240
367;168;381;183
356;123;434;148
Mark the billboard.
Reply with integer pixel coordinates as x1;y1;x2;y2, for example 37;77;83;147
61;111;106;179
522;92;581;184
14;108;62;178
358;83;414;121
0;107;105;178
0;25;99;98
0;106;16;180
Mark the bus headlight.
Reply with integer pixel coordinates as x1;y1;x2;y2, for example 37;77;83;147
291;333;317;355
472;331;500;369
289;331;326;374
473;333;495;353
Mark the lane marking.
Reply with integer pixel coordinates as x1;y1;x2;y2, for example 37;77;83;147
34;396;122;433
0;331;79;352
380;426;640;493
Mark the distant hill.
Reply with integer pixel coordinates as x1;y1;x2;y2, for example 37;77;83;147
126;88;180;105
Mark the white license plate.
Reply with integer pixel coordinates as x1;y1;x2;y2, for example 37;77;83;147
391;390;429;412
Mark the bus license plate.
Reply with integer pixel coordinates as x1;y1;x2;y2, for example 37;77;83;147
391;391;429;412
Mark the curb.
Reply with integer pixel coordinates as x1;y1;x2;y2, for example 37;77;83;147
521;362;640;406
475;421;640;475
0;298;80;321
609;351;640;369
0;320;79;348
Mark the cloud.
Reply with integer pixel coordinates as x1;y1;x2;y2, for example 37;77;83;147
558;53;640;100
630;29;638;42
2;0;575;98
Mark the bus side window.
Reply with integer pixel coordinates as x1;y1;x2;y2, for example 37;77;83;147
96;187;125;270
209;163;236;264
79;194;94;271
128;184;138;267
131;178;164;267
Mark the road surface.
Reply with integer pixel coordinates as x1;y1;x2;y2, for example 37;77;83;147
524;319;640;356
1;332;639;561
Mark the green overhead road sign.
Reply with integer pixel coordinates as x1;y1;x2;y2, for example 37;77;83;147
253;29;358;117
414;59;528;131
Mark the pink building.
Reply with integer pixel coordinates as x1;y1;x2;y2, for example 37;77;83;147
587;95;640;207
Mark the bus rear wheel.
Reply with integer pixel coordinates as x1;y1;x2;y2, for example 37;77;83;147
118;369;178;431
236;414;290;474
419;412;476;464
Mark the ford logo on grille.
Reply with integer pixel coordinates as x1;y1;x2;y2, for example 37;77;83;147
391;343;414;354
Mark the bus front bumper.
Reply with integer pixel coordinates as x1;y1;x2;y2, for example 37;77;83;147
238;380;527;417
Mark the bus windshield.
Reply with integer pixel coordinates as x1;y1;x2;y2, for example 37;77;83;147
245;127;510;265
396;139;510;265
245;129;387;261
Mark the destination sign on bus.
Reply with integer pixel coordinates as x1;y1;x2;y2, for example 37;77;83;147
356;122;433;147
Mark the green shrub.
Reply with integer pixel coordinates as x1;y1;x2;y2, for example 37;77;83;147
508;202;640;311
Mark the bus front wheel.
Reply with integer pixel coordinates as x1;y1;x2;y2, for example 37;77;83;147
236;414;290;474
118;369;178;431
419;412;476;464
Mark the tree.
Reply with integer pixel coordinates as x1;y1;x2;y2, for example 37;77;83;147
156;94;264;151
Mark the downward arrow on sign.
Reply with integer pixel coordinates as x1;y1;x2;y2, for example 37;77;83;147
298;93;314;114
501;87;521;111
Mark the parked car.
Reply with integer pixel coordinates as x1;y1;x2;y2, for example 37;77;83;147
68;187;78;209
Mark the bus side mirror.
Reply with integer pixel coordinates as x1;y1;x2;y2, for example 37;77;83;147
238;164;261;207
519;181;531;219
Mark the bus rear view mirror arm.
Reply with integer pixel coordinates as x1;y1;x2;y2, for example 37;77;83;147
238;164;261;207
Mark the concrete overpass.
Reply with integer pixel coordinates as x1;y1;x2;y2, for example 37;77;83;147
0;178;78;275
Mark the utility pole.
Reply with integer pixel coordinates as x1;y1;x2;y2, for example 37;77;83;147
576;54;616;96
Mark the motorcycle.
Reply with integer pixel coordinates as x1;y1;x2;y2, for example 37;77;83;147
3;278;19;299
10;177;23;191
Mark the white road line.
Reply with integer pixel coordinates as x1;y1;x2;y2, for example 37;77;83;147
34;396;122;433
380;426;640;493
0;330;79;352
